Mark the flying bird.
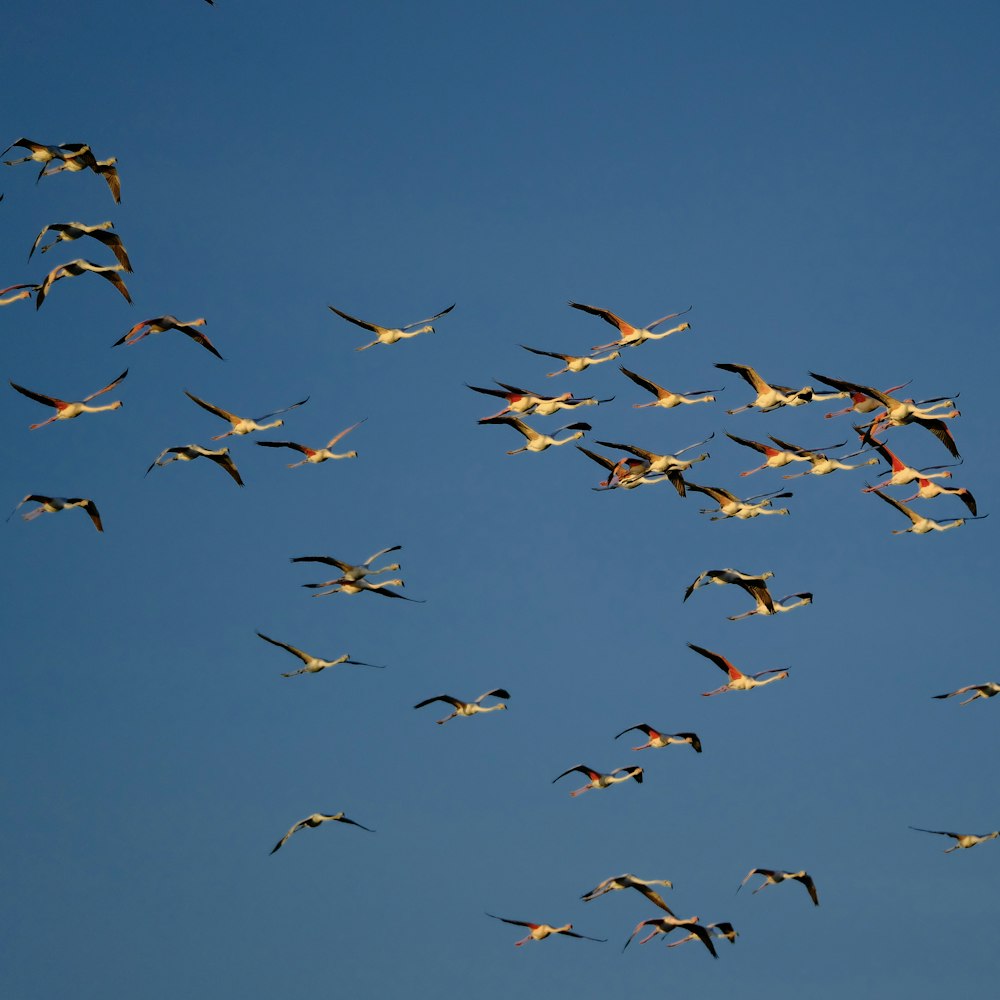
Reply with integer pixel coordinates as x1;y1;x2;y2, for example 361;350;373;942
898;478;978;517
614;724;702;753
270;812;374;854
581;874;674;913
485;913;605;946
687;643;790;696
255;632;385;677
766;434;879;479
519;344;621;376
622;916;718;957
306;577;424;602
35;259;131;309
145;444;244;486
1;282;37;306
184;390;309;439
39;144;121;203
480;416;591;454
908;827;999;852
618;365;720;409
932;683;1000;705
413;689;510;724
2;138;93;178
738;869;819;905
8;494;103;532
567;301;692;352
683;567;775;606
576;446;685;494
255;420;365;465
667;923;738;949
866;486;982;534
686;482;792;520
552;764;643;797
29;221;131;270
290;545;402;582
114;316;222;359
725;431;844;476
9;369;127;429
329;302;454;350
714;363;842;414
595;434;713;476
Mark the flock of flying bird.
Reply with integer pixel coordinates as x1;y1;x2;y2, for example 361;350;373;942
3;134;996;961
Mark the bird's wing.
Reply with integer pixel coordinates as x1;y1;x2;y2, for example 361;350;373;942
256;632;310;664
184;390;237;424
9;381;60;407
768;434;814;458
687;643;741;678
797;874;819;906
401;302;455;330
576;446;614;471
366;585;424;603
646;305;693;328
676;732;702;752
808;371;890;406
749;667;789;679
568;301;630;332
291;554;350;571
82;369;128;402
209;452;244;486
909;827;955;837
270;820;307;854
328;305;385;334
868;487;920;524
683;571;708;602
28;223;58;259
256;441;309;454
251;396;310;422
743;580;776;613
715;363;765;391
180;326;223;360
325;418;366;449
552;764;597;783
485;913;534;929
362;545;402;566
475;688;511;702
686;923;719;958
520;344;567;361
90;229;132;270
79;499;103;532
631;882;675;915
725;432;769;455
562;930;607;942
336;815;375;833
595;440;654;461
913;417;960;458
618;365;663;395
466;383;513;399
481;415;533;439
413;695;462;709
613;723;650;739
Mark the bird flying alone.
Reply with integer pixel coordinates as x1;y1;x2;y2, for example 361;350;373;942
270;812;374;854
255;632;385;677
909;827;999;853
580;874;674;913
413;689;509;724
485;913;605;946
932;683;1000;705
8;494;103;532
9;369;127;429
329;302;454;350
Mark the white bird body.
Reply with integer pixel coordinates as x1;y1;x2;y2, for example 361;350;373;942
623;916;718;957
715;363;836;414
614;724;702;753
909;827;999;852
35;258;130;309
30;221;132;270
596;435;713;476
932;683;1000;706
867;486;976;534
618;365;719;409
687;482;792;519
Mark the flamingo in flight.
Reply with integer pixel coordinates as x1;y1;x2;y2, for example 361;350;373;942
668;923;738;949
519;344;621;376
618;365;721;409
469;381;610;420
29;221;131;270
1;282;37;306
8;494;103;532
256;420;365;465
9;369;127;429
898;478;978;516
485;913;605;946
567;301;692;352
40;144;120;203
114;316;222;360
184;390;309;439
823;381;911;419
145;444;244;486
738;869;819;906
865;486;984;534
622;917;718;957
328;302;454;350
858;429;960;490
727;591;813;622
614;725;702;753
687;643;789;696
725;431;845;477
595;434;713;476
715;363;845;414
909;827;999;853
683;567;775;607
413;689;510;724
686;482;793;520
552;764;643;797
35;259;131;309
270;812;374;854
290;545;402;582
765;434;879;479
580;874;674;913
932;683;1000;705
307;576;424;602
480;415;591;454
810;372;961;457
2;138;93;179
255;632;384;677
576;446;685;494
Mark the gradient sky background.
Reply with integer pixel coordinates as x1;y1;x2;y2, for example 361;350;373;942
2;3;998;997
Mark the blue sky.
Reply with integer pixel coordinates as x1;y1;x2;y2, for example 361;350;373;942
2;3;998;997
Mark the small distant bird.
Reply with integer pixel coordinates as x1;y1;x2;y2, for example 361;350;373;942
618;365;720;409
9;369;127;429
687;643;789;696
413;689;510;724
270;812;374;854
290;546;401;582
480;415;591;454
866;486;984;534
622;916;718;957
329;302;454;350
255;632;385;677
485;913;605;946
519;344;621;376
145;444;244;486
307;576;424;602
932;683;1000;705
568;301;692;352
184;390;309;439
738;868;819;906
552;764;643;797
684;567;775;606
29;221;132;270
256;420;365;466
581;874;675;913
909;827;999;853
7;494;103;532
667;922;738;949
35;259;131;309
114;316;222;359
614;724;702;753
687;482;792;520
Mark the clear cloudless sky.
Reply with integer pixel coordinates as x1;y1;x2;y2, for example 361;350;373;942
2;2;998;997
